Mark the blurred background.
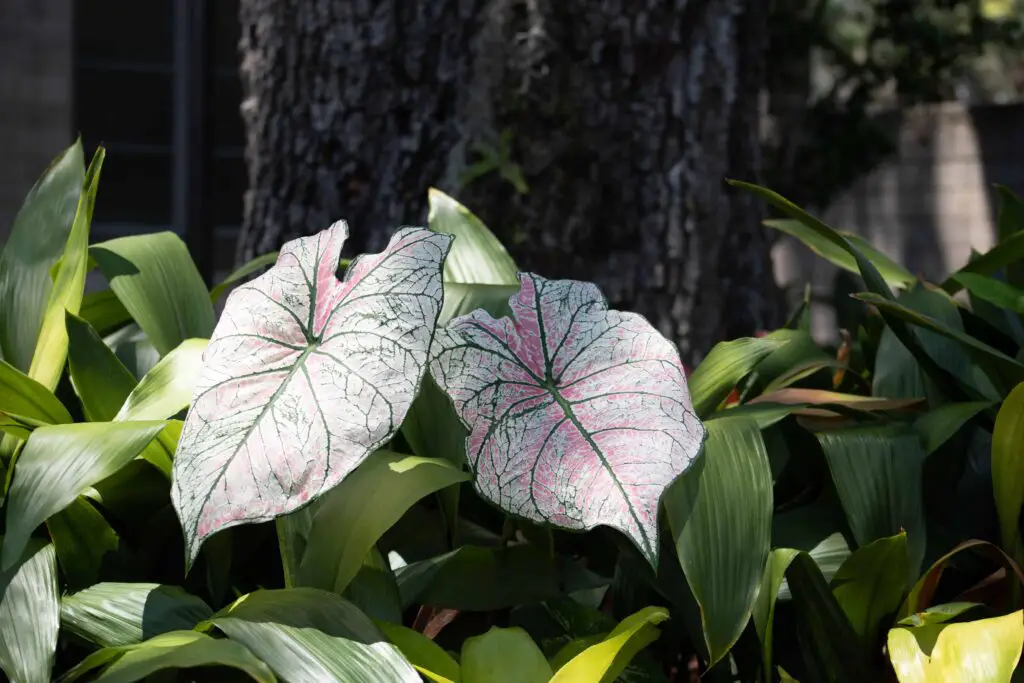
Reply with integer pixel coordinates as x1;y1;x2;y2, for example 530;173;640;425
2;0;1023;360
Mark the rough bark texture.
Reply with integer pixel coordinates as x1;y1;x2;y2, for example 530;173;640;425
237;0;780;363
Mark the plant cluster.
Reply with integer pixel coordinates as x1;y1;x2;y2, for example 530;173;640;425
3;141;1024;683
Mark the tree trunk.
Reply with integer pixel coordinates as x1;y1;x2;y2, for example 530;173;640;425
237;0;780;364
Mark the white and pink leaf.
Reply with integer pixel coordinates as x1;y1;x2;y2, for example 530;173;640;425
171;222;452;564
430;273;705;566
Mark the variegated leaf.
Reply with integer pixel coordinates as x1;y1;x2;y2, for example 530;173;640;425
430;273;705;566
171;222;452;564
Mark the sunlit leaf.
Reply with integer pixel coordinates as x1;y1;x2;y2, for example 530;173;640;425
79;289;131;337
1;421;165;570
90;231;214;357
461;627;552;683
208;588;419;682
59;630;275;683
688;336;789;417
428;188;518;286
888;611;1024;683
0;141;84;372
431;273;706;567
953;273;1024;314
170;224;452;565
0;541;59;683
287;450;468;594
664;416;771;663
27;148;103;391
115;339;207;421
61;583;212;648
550;606;668;683
0;359;73;425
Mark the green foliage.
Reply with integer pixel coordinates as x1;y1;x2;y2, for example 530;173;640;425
6;144;1024;682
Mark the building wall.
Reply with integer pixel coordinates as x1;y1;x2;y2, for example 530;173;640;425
772;101;1024;342
0;0;74;246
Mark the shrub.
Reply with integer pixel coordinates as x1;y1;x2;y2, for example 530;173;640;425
1;140;1024;682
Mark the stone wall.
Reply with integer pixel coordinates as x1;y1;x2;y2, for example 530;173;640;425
0;0;74;246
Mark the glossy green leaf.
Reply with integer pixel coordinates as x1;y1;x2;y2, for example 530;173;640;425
0;412;45;442
0;541;59;683
377;621;460;683
914;402;992;455
282;451;468;594
61;583;212;648
396;545;562;611
763;218;914;288
27;148;103;391
830;533;910;646
0;141;84;372
46;497;119;591
817;425;926;574
461;627;552;683
993;382;1024;563
888;610;1024;683
1;421;165;570
65;312;137;421
753;548;799;683
79;289;132;336
91;231;214;357
943;231;1024;295
953;273;1024;314
664;416;771;664
689;337;789;417
59;630;276;683
114;338;206;421
550;606;669;683
777;533;853;601
208;588;419;682
428;188;518;285
209;250;279;304
0;359;72;425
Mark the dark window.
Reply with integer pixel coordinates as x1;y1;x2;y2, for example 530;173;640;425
73;0;245;264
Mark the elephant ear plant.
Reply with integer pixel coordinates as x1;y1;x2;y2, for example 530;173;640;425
172;213;706;572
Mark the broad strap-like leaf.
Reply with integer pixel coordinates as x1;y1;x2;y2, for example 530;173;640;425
430;273;705;567
28;149;104;391
171;223;453;564
2;421;166;570
61;583;212;648
0;140;84;372
0;541;59;683
59;630;276;683
207;588;419;682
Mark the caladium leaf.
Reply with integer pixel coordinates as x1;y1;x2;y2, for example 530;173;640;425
430;273;705;566
171;222;452;564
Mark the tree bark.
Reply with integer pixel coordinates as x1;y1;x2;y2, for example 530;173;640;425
237;0;780;363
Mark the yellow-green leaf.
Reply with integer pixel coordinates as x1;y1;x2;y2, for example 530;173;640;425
28;148;104;391
550;606;668;683
888;611;1024;683
115;339;207;421
689;337;789;417
993;382;1024;563
461;627;552;683
377;621;460;683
